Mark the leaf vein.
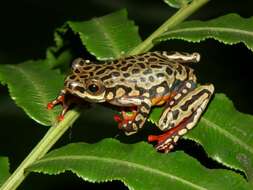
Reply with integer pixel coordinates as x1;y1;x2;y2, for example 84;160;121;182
36;155;207;190
11;65;54;123
93;18;121;57
201;118;253;154
165;26;253;37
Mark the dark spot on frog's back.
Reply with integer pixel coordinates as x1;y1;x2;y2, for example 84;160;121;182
177;64;183;74
156;73;165;78
83;66;93;70
137;62;146;69
106;66;115;70
123;73;130;78
121;64;133;71
96;69;106;75
138;57;145;62
150;64;162;69
166;67;173;75
79;74;89;79
111;71;120;77
132;68;140;74
148;57;158;62
149;76;155;82
96;66;115;75
121;60;126;64
143;68;152;75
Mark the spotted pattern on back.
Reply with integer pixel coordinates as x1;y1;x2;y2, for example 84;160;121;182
64;51;197;101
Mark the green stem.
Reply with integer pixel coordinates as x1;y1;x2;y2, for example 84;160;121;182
0;109;80;190
129;0;209;55
1;1;209;189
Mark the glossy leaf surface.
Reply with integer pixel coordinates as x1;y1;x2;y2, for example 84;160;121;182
0;61;65;126
156;14;253;52
28;139;251;190
68;9;141;60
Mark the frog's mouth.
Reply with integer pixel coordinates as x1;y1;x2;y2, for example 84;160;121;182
66;81;106;103
83;94;106;103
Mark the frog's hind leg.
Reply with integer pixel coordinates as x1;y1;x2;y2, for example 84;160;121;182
162;51;200;64
148;84;214;153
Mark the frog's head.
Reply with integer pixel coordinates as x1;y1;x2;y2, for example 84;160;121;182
64;58;106;103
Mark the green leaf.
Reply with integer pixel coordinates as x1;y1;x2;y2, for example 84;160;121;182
149;94;253;182
68;9;142;60
164;0;193;9
0;157;10;186
28;139;251;190
0;60;65;126
155;14;253;52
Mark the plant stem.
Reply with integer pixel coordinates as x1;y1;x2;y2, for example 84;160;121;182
0;109;80;190
0;1;209;189
129;0;209;55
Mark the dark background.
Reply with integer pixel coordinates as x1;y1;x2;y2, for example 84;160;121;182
0;0;253;189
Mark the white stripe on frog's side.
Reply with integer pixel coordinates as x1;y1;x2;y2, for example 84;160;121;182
162;51;201;63
158;84;214;131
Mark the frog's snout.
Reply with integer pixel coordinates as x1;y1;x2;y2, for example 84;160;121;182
66;81;86;94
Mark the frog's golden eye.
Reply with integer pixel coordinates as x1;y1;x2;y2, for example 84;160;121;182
88;84;99;93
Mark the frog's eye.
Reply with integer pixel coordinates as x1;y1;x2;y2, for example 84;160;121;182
86;79;104;95
88;84;99;93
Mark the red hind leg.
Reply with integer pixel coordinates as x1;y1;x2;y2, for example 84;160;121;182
148;116;192;153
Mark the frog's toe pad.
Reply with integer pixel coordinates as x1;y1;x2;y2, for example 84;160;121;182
155;140;175;153
148;134;177;153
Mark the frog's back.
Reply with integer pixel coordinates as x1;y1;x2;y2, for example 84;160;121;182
70;52;197;99
98;52;195;91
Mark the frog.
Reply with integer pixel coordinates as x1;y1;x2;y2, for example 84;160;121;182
47;51;214;153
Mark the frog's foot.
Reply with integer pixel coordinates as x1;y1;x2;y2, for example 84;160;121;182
113;109;137;134
47;90;70;121
148;84;214;153
148;116;191;153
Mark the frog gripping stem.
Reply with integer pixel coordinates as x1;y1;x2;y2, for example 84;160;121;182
48;51;214;152
47;90;68;121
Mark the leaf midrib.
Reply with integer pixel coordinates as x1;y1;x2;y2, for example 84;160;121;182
92;18;121;58
34;155;207;190
163;26;253;39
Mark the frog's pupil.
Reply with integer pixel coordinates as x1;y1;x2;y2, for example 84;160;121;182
88;84;99;93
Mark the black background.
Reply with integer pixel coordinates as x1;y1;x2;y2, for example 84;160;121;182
0;0;253;189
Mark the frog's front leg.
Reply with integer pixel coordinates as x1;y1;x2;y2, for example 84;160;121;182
47;90;69;121
148;84;214;153
47;90;82;121
113;97;152;135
